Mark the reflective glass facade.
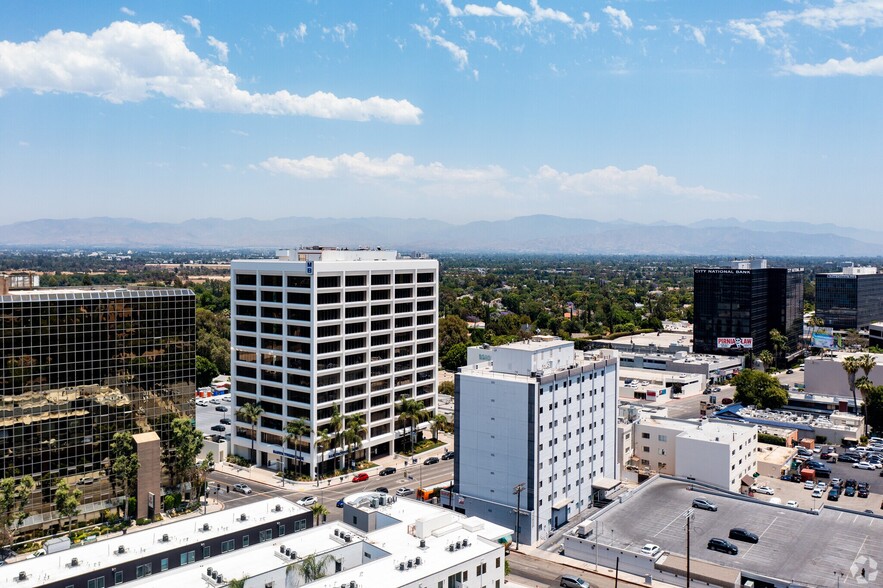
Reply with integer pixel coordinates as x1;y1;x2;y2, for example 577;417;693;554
817;273;883;330
0;288;195;516
694;267;804;355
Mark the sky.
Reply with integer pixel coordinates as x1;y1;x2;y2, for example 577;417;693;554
1;1;882;229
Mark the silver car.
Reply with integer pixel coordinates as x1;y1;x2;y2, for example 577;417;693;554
560;575;589;588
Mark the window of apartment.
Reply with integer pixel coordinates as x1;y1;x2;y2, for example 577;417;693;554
287;275;311;288
317;308;340;321
261;275;282;287
394;302;413;313
261;290;283;303
658;434;667;442
180;550;196;565
88;579;106;588
221;539;235;553
641;432;650;439
243;535;250;547
317;324;340;338
395;287;413;299
287;291;310;305
643;446;650;453
371;274;391;285
288;308;310;322
346;353;366;366
345;290;367;303
260;529;274;542
372;319;391;330
345;337;367;350
371;289;391;301
346;274;367;287
236;273;257;285
317;292;340;305
160;558;169;572
345;322;367;335
317;276;340;288
345;306;367;319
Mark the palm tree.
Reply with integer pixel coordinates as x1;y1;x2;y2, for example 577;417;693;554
237;402;265;464
285;418;312;478
397;398;429;452
430;413;448;442
857;353;877;436
842;355;861;419
314;429;332;478
768;328;788;369
286;552;335;587
343;414;366;471
310;502;329;526
327;404;345;471
758;350;775;373
228;577;247;588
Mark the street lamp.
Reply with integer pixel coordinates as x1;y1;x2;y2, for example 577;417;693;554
513;483;526;550
279;457;284;487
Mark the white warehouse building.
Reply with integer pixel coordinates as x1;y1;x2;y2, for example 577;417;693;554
230;248;438;478
454;338;619;546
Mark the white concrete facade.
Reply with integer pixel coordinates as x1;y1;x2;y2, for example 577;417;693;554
455;340;618;545
804;351;883;399
230;249;438;477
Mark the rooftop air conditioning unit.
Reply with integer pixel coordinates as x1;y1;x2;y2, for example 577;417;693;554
162;534;170;542
345;534;352;543
207;567;213;576
415;556;422;566
275;504;282;512
203;523;210;531
462;538;469;546
18;571;27;581
71;557;79;567
240;513;247;522
407;559;413;568
419;539;426;548
399;562;405;571
280;545;286;554
117;545;125;554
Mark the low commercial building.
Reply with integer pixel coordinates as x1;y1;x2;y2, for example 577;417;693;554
617;350;743;383
870;322;883;348
756;443;799;478
803;351;883;400
618;366;705;402
629;417;758;491
714;404;863;446
589;331;692;354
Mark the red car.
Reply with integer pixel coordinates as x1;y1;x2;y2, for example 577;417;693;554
352;473;369;483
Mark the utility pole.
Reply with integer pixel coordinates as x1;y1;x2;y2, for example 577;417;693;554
685;508;694;588
513;482;526;550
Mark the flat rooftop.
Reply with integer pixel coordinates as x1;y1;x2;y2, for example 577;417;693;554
642;417;755;442
589;477;883;587
0;287;193;302
599;331;692;349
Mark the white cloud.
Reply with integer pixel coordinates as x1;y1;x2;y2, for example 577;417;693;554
413;24;470;70
764;1;883;30
231;129;249;136
728;20;765;46
120;7;135;16
689;26;706;46
482;35;501;49
182;15;201;36
294;23;307;42
603;6;633;30
439;0;463;17
786;54;883;76
533;164;747;202
258;152;506;182
464;4;497;17
331;22;357;47
493;2;531;27
0;21;422;124
207;36;228;62
530;0;572;25
643;24;658;31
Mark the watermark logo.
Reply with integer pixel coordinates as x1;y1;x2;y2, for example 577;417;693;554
850;555;878;584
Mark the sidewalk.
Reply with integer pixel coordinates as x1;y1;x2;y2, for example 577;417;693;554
216;430;455;492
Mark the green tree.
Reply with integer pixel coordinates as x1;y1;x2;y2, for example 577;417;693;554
732;369;789;409
310;502;329;526
54;479;82;533
0;475;35;548
865;384;883;433
857;353;878;435
110;432;139;521
228;578;247;588
768;328;788;369
842;356;861;421
287;553;335;585
441;342;468;371
195;355;220;388
166;417;204;492
438;380;454;397
430;413;448;442
343;414;365;471
237;402;265;464
285;418;312;478
397;398;429;452
439;315;470;358
758;350;775;373
327;404;345;471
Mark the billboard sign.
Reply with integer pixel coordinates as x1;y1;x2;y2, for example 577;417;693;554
811;333;839;349
716;337;753;350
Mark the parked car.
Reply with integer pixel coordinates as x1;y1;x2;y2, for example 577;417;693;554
210;398;221;405
441;450;455;460
707;538;739;555
374;487;389;494
839;454;860;463
858;483;870;498
786;369;794;374
336;499;345;508
828;488;840;501
352;473;369;483
195;399;209;407
692;497;718;512
424;456;440;465
816;481;827;490
844;486;856;497
233;483;252;494
296;496;318;506
220;417;232;425
728;528;759;543
210;424;226;432
754;485;775;495
786;500;800;508
845;479;858;488
379;467;397;476
641;544;661;557
804;480;815;490
854;462;875;470
215;405;229;412
396;487;414;496
559;575;590;588
812;488;823;498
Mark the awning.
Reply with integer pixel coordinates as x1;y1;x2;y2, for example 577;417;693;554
592;477;621;492
741;475;754;486
552;498;572;510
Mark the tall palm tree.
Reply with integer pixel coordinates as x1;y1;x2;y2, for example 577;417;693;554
285;418;312;478
286;553;335;587
343;414;366;471
314;429;332;478
430;413;448;442
768;328;788;369
857;353;877;436
237;402;265;464
397;398;429;452
310;502;330;526
327;404;345;471
758;350;775;373
842;355;861;419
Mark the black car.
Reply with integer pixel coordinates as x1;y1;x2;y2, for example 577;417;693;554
707;538;738;555
220;417;232;425
844;486;856;497
845;479;858;488
839;454;860;463
374;487;389;494
210;424;226;432
828;488;840;501
441;451;455;460
424;456;440;465
728;528;759;543
379;467;397;476
215;405;229;412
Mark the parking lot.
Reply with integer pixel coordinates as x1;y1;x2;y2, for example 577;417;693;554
195;394;233;437
592;478;883;587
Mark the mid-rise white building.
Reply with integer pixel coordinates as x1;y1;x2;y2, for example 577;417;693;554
230;248;438;477
454;338;619;545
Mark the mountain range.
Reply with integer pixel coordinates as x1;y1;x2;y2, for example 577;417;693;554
1;215;882;256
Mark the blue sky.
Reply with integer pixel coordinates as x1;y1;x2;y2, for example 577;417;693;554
1;1;882;229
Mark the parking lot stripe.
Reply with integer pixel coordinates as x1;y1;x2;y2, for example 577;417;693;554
653;511;687;538
741;515;777;558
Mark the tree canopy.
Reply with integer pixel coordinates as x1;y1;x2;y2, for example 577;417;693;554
732;369;789;409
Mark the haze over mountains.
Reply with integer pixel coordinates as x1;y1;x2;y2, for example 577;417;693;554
1;216;882;256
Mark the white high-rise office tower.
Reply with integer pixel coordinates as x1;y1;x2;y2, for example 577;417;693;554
230;248;438;479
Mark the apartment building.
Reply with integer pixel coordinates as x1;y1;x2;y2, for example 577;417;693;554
455;338;618;545
229;248;438;478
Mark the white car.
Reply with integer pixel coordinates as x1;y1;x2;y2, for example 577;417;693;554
233;483;253;494
812;488;823;498
222;395;232;402
786;500;799;508
396;487;414;496
816;481;827;490
803;480;814;490
854;462;874;470
210;398;221;404
754;485;775;495
296;496;318;507
641;544;661;557
195;399;209;407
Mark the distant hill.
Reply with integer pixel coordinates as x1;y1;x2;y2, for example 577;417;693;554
0;215;881;256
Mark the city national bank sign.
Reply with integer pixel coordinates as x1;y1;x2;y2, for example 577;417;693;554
694;268;751;275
